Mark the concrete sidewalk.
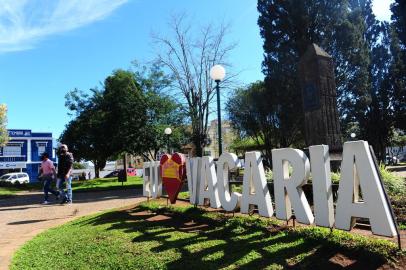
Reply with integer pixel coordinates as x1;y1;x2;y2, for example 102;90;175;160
0;189;145;270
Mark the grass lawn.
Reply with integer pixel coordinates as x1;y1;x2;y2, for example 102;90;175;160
0;176;143;199
11;199;404;270
72;176;143;192
0;183;42;199
0;186;22;198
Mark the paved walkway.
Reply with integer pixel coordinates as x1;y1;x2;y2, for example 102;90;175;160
387;165;406;179
0;189;145;270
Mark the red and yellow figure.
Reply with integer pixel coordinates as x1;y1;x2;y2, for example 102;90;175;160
160;153;186;204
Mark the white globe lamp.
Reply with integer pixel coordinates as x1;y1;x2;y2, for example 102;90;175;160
164;127;172;135
210;65;226;82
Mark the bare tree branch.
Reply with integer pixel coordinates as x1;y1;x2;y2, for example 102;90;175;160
152;14;238;156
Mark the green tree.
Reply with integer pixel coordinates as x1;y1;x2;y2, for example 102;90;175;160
61;70;148;177
73;162;86;170
132;62;189;160
392;129;406;148
61;66;187;173
61;89;111;178
101;69;148;157
257;0;398;160
142;90;188;160
228;136;265;157
363;22;396;159
343;0;395;160
391;0;406;47
257;0;356;149
0;104;8;147
345;0;406;160
227;81;304;165
390;0;406;130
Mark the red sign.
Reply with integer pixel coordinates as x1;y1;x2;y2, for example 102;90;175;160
160;153;186;204
127;168;136;176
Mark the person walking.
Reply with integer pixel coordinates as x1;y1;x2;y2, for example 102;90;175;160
57;144;74;204
39;152;59;204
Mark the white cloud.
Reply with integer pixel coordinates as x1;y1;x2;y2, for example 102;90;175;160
0;0;128;53
372;0;394;21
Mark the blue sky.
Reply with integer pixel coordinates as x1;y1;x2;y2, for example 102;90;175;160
0;0;394;138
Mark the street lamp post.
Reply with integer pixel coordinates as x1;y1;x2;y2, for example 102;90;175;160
164;127;172;154
350;133;356;140
210;65;226;157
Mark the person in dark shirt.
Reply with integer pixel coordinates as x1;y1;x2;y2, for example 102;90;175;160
57;144;74;204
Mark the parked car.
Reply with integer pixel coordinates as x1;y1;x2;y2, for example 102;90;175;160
0;173;30;184
103;168;137;178
104;170;120;178
385;155;398;165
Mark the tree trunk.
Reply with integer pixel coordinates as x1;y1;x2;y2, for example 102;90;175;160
93;160;100;178
123;153;128;182
193;135;203;157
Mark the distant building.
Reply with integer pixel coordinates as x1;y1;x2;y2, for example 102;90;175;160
386;146;406;162
0;129;55;182
204;120;236;158
181;143;195;158
115;154;147;170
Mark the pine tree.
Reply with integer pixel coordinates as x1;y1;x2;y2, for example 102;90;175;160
390;0;406;130
257;0;368;147
366;22;395;159
391;0;406;47
257;0;397;160
259;0;340;147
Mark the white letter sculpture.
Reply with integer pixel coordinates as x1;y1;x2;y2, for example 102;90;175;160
217;153;242;212
142;161;162;199
335;141;397;237
186;157;201;204
272;148;314;224
241;152;273;217
198;156;221;208
309;145;334;227
142;162;151;197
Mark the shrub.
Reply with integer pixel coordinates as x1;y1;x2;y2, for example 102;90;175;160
324;165;404;196
331;171;341;184
390;194;406;226
265;169;273;181
379;164;405;196
73;162;86;169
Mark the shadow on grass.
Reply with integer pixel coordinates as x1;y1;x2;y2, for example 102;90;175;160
73;183;143;193
0;188;143;208
77;204;389;269
0;176;143;201
7;219;48;225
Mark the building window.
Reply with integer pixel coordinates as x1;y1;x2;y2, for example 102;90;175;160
203;150;211;156
36;142;48;156
38;146;45;155
3;143;23;156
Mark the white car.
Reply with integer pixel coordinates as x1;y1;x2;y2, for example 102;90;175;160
0;173;30;184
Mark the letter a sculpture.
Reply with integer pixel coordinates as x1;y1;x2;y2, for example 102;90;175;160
160;153;186;204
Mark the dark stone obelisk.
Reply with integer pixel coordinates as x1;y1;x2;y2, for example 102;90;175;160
298;44;342;151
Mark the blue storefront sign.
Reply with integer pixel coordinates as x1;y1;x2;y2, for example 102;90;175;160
0;129;55;182
0;162;26;169
8;130;32;137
